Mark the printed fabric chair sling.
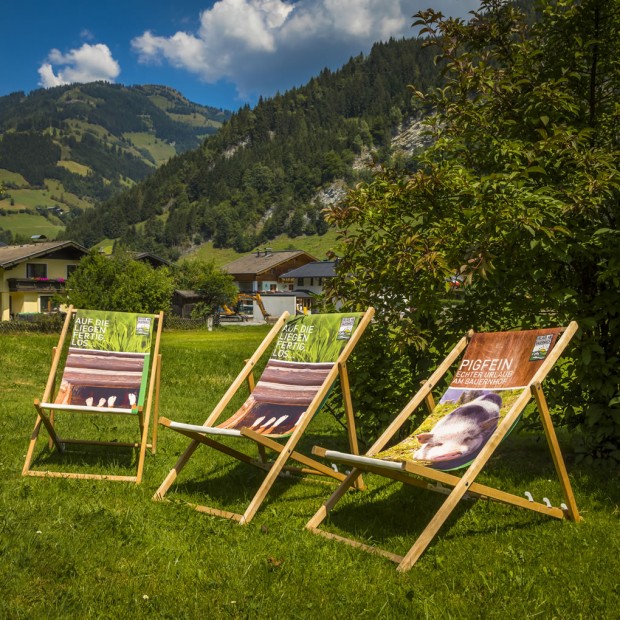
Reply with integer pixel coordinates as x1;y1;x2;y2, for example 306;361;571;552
307;323;581;571
154;308;374;524
23;306;163;483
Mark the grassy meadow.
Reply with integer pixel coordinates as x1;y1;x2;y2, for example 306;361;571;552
123;133;176;166
0;169;93;238
0;213;63;238
1;326;618;618
184;229;343;267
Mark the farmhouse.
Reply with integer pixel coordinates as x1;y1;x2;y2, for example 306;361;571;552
0;240;88;320
222;249;321;320
222;249;318;293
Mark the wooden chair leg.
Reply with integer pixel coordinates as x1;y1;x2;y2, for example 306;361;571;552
339;361;365;490
532;383;580;521
152;354;162;455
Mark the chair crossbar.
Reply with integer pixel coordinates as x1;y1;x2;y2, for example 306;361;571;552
323;449;406;472
39;402;137;415
168;421;242;437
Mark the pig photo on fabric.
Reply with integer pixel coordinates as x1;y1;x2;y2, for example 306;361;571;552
412;391;502;470
376;388;525;470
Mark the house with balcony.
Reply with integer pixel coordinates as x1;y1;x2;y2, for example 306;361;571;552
0;240;88;320
222;249;318;294
221;249;319;320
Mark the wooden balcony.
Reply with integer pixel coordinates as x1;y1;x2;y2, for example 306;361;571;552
7;278;66;292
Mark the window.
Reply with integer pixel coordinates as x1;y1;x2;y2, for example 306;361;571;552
309;278;314;286
66;264;78;278
318;278;323;286
269;284;277;292
39;296;58;313
297;278;304;286
26;263;47;279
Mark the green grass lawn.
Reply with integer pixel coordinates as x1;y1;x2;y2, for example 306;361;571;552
1;327;618;618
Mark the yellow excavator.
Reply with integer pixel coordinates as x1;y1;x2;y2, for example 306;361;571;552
237;293;270;320
220;293;270;321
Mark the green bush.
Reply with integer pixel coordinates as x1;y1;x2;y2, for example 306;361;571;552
61;250;174;314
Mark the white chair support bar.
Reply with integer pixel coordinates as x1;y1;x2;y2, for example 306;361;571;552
39;402;136;415
168;421;243;437
323;450;406;472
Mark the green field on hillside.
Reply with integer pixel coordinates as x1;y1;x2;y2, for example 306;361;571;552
123;132;176;166
44;179;92;209
0;169;29;187
64;120;145;162
57;160;92;177
169;112;221;129
92;238;114;253
185;229;343;267
0;213;63;238
0;189;61;210
64;119;111;140
0;174;92;240
146;94;173;110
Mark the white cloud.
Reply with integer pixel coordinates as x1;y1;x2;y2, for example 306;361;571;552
131;0;478;100
38;43;121;88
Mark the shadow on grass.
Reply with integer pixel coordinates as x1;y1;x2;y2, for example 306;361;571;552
161;432;347;516
319;478;568;562
28;441;138;475
315;434;590;557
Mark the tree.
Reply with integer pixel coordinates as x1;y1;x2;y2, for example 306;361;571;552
63;251;174;314
326;0;620;459
173;259;238;316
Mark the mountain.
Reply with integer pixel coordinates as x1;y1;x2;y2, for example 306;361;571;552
63;36;441;257
0;83;230;243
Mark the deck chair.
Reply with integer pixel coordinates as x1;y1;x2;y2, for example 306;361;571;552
307;323;581;571
154;308;374;524
23;306;163;483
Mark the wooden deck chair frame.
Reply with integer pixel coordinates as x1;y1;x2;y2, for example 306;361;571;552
154;307;374;524
306;322;581;571
22;306;164;484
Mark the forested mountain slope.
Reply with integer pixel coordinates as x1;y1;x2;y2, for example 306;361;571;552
0;83;229;242
64;37;440;256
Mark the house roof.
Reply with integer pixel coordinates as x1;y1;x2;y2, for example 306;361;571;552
281;261;337;279
223;250;318;276
131;252;170;268
173;289;204;300
0;240;88;269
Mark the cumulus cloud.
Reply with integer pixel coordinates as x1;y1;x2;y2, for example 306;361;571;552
132;0;477;100
38;43;121;88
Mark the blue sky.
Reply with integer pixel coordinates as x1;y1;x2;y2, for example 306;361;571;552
1;0;479;112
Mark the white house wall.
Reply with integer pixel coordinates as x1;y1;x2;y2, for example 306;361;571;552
255;296;297;323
